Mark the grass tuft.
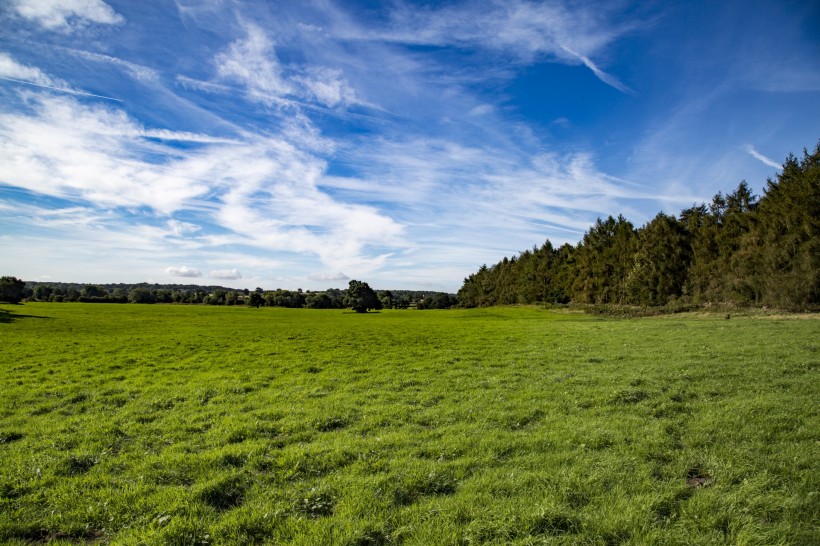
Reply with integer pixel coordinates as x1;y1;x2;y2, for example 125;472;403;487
198;473;248;510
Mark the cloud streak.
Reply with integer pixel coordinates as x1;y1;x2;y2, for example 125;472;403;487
0;52;123;101
11;0;124;31
336;0;633;92
746;145;781;170
560;45;633;94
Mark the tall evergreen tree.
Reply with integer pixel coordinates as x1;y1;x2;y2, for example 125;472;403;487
571;215;635;304
626;213;691;305
755;144;820;308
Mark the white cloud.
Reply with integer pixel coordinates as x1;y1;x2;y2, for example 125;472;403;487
202;23;366;110
60;48;158;81
745;145;781;170
294;66;358;108
166;266;202;277
210;269;242;280
140;129;241;144
0;52;56;86
210;138;406;273
12;0;124;31
167;220;201;236
0;51;121;100
308;272;349;282
0;96;209;214
560;45;633;94
468;104;494;117
0;94;407;276
342;0;632;92
215;23;292;101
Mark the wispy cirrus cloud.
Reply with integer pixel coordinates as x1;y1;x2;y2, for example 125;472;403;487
208;22;362;109
215;23;292;100
745;145;781;170
58;47;159;81
11;0;124;31
0;93;406;277
559;45;633;94
0;51;122;100
0;52;57;87
0;95;209;214
336;0;635;93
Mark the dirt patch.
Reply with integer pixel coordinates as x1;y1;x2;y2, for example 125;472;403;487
686;468;714;488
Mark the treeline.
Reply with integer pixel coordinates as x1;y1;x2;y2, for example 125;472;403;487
458;143;819;311
13;281;456;309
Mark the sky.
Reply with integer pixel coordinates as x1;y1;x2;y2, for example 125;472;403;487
0;0;818;292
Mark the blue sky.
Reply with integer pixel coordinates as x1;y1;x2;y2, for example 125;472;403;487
0;0;817;292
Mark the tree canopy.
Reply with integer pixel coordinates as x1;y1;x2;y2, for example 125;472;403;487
344;280;383;313
458;142;820;311
0;276;25;304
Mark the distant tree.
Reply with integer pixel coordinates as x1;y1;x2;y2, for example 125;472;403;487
418;292;457;309
64;287;80;302
247;292;264;308
32;284;53;301
154;289;173;303
345;280;382;313
206;289;226;305
49;288;65;302
378;290;395;309
0;276;26;303
263;289;305;308
111;288;128;300
225;290;239;306
305;293;332;309
128;287;155;304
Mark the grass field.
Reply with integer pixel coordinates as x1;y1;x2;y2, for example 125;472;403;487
0;303;817;545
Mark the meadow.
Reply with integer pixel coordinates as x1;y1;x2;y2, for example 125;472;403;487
0;303;817;545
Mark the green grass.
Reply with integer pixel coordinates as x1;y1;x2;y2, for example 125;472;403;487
1;303;818;545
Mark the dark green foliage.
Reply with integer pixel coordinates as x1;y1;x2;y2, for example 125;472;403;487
459;142;820;310
22;281;454;310
128;287;156;304
246;291;264;308
0;276;25;304
753;148;820;308
572;215;635;304
416;292;457;309
626;213;691;305
344;280;383;313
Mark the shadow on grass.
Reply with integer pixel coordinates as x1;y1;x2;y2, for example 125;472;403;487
0;307;52;323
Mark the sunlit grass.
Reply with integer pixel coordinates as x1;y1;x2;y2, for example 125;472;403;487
1;303;817;544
